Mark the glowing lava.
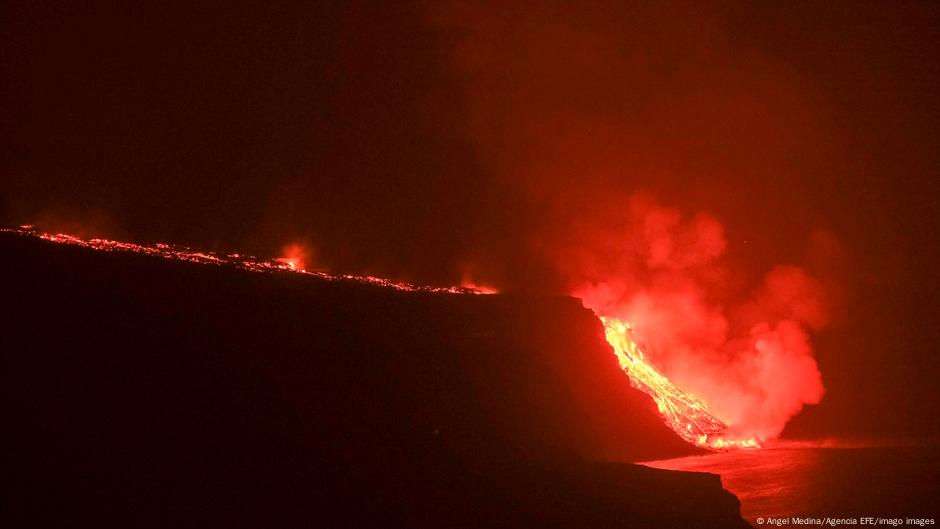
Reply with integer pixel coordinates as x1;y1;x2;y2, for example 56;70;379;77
4;228;494;295
276;243;309;272
601;317;760;450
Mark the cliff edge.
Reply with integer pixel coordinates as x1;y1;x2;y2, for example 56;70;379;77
1;233;748;528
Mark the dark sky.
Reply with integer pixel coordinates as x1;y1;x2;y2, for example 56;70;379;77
2;1;938;440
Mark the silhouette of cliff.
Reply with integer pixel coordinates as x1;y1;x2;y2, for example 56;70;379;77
1;232;748;528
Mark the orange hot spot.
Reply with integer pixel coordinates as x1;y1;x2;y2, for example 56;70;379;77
459;279;499;295
600;316;761;450
276;243;308;271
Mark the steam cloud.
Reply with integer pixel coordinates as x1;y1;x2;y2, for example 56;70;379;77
571;197;828;440
428;2;837;441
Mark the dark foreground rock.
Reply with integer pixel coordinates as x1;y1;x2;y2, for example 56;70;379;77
1;233;749;528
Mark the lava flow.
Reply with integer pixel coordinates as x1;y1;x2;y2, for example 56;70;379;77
3;227;492;295
602;317;760;450
6;225;760;451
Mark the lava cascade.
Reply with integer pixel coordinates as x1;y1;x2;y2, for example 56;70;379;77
602;317;759;449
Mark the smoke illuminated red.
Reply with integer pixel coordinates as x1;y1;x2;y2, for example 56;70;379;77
424;3;844;450
571;197;828;448
276;243;311;272
459;278;500;295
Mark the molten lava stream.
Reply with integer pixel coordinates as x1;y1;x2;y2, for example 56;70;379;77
600;317;760;450
4;227;494;295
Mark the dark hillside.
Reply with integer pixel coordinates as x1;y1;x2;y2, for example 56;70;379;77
1;233;747;528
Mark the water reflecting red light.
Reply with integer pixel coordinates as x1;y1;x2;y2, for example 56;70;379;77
641;443;939;525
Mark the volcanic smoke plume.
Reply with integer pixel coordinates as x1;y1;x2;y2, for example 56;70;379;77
572;196;828;442
427;2;837;443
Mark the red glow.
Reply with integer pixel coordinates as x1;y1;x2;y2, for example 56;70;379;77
276;243;310;272
7;228;496;295
459;278;500;295
602;317;760;449
572;197;828;449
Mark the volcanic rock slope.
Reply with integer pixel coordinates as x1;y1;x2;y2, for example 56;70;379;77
1;233;749;529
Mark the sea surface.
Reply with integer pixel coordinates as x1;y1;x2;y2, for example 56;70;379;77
641;444;940;527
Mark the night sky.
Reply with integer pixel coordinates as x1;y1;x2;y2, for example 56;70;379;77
2;2;938;440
